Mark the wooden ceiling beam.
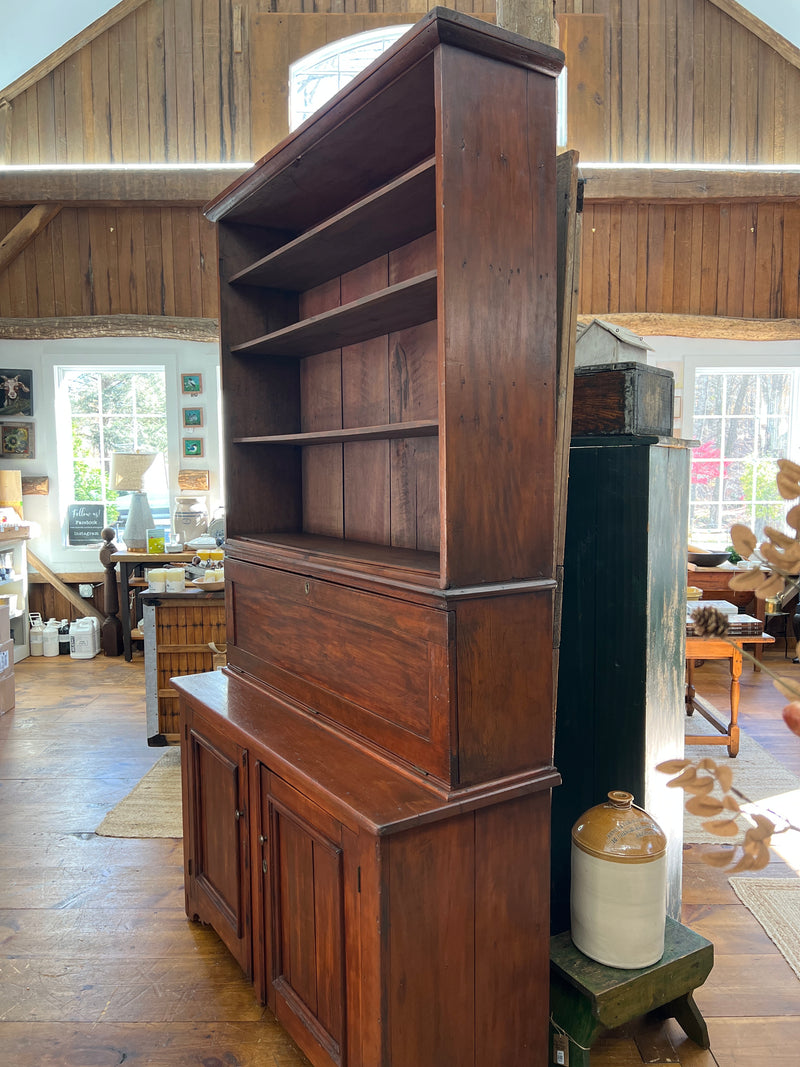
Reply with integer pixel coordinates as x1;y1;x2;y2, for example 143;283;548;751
581;165;800;202
0;203;61;274
0;166;248;207
579;313;800;342
0;315;219;342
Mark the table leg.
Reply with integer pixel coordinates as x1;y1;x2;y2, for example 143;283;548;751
119;562;133;662
685;658;696;715
728;646;742;757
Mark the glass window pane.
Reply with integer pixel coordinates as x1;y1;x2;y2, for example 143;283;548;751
100;373;134;412
133;373;166;415
754;502;790;540
721;505;751;533
72;417;100;459
761;418;788;458
693;375;723;416
103;418;135;455
759;373;791;416
722;460;749;503
690;503;720;532
724;418;755;458
66;372;101;414
723;374;756;415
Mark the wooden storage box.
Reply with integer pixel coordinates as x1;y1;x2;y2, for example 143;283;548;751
571;362;674;437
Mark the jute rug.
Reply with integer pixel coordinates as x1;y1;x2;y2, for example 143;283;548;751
95;747;183;838
683;711;800;845
729;878;800;980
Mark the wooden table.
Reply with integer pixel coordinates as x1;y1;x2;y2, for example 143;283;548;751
111;551;195;661
685;632;774;757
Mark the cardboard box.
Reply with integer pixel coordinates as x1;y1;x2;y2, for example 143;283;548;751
0;603;9;643
0;671;15;715
0;637;13;678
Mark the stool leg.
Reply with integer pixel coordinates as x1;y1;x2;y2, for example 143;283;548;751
660;991;710;1050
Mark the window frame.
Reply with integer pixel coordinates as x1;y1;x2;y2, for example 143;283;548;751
48;346;181;558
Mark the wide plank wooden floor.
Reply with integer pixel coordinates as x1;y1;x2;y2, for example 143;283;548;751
0;654;310;1066
1;643;799;1065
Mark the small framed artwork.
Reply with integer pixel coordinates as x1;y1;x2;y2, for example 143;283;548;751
182;406;204;428
1;423;35;458
181;373;203;395
0;370;33;417
183;437;205;458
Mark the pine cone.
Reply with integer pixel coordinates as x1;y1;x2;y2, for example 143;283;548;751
691;606;730;638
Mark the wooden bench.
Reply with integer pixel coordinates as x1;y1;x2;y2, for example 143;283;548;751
549;917;713;1066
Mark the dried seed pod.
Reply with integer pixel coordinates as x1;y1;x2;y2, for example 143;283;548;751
690;605;730;637
729;568;767;590
754;571;784;599
787;505;800;533
777;471;800;500
730;523;757;558
763;526;797;550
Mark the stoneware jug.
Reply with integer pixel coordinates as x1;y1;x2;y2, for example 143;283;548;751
173;495;208;544
570;790;667;968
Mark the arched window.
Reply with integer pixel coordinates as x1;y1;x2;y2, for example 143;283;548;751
289;26;412;131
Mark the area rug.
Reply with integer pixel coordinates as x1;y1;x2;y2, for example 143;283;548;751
729;878;800;980
95;747;183;838
683;712;800;845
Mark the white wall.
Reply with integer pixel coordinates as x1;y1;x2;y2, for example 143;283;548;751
0;336;221;573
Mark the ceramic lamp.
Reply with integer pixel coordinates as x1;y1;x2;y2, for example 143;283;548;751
109;452;158;552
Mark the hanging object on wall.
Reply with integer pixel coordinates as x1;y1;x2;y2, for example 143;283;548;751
21;476;49;496
178;469;210;492
0;370;33;417
570;790;667;969
0;470;23;518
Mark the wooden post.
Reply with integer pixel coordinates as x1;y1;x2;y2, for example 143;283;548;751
99;528;124;656
495;0;559;47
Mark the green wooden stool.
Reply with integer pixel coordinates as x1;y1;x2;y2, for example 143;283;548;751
549;917;713;1066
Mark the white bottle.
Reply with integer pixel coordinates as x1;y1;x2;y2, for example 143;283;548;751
43;619;60;657
30;619;44;656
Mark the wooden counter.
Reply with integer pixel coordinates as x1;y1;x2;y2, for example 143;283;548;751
140;588;225;745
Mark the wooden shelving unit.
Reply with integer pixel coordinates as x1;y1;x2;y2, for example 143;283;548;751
175;10;564;1066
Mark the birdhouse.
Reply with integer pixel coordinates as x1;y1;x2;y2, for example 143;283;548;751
575;318;654;368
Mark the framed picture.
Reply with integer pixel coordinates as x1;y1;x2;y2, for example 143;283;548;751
183;437;205;458
182;406;204;428
1;423;35;458
181;373;203;395
0;370;33;417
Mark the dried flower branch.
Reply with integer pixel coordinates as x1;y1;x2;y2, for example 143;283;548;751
728;458;800;603
658;599;800;872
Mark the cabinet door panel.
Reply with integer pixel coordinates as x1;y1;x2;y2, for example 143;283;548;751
262;774;346;1067
184;720;251;977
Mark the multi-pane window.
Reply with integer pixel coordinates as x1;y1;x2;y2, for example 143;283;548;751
690;368;800;544
57;367;169;536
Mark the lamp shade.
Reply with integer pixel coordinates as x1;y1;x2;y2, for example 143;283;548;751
109;452;158;493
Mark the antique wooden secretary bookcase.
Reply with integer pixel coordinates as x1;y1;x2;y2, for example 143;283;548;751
173;9;564;1065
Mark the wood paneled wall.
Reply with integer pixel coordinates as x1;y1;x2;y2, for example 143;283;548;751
4;0;797;166
0;205;217;318
0;1;488;165
556;0;800;163
579;200;800;319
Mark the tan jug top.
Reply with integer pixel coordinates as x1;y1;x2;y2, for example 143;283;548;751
571;790;667;862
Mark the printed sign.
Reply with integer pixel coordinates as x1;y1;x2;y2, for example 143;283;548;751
67;504;105;546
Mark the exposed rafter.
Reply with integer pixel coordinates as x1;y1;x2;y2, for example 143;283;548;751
0;203;61;274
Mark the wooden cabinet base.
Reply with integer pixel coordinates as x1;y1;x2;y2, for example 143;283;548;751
176;670;556;1067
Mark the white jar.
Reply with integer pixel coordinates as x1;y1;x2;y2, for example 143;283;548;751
173;495;208;544
570;790;667;969
42;619;60;657
30;620;44;656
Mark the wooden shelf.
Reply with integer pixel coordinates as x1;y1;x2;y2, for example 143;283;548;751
231;271;437;358
233;419;438;446
229;159;436;292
